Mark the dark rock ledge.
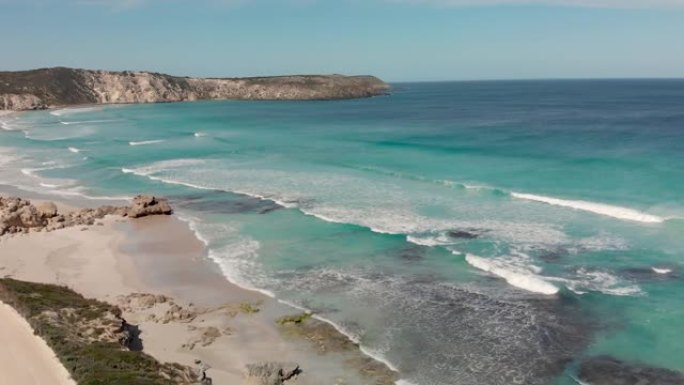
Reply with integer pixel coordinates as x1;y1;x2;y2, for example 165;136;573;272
578;356;684;385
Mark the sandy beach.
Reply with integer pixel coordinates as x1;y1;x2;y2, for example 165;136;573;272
0;301;76;385
0;188;395;385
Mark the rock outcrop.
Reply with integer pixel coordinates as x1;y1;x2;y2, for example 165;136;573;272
0;93;46;110
245;362;301;385
0;195;173;236
127;195;173;218
0;67;390;110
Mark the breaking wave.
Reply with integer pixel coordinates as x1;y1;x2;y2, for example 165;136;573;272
511;192;664;224
129;139;166;146
465;254;559;295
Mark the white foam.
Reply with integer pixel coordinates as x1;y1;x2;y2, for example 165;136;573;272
465;254;559;295
511;192;663;224
124;159;206;174
121;159;572;247
60;119;119;125
20;168;36;177
395;381;420;385
569;374;592;385
129;139;165;146
652;267;672;275
194;132;207;137
406;234;453;247
0;119;21;131
50;106;101;116
68;147;80;153
553;268;643;297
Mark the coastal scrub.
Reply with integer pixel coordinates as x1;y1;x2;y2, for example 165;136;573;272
0;278;196;385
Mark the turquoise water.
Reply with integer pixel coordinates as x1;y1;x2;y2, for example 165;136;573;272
1;80;683;385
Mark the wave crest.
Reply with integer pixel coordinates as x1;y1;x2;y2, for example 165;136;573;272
511;192;663;224
465;254;559;295
129;139;166;146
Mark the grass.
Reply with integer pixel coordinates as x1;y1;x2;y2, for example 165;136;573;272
0;278;194;385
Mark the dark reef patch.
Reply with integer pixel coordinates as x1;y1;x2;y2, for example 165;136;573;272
578;356;684;385
394;245;427;262
539;248;568;263
447;230;479;239
173;194;283;215
619;267;678;282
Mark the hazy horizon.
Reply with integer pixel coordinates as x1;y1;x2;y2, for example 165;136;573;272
2;0;684;82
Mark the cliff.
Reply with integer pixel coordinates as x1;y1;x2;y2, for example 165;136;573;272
0;67;390;110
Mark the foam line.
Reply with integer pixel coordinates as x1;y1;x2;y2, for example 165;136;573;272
60;119;120;125
511;192;663;223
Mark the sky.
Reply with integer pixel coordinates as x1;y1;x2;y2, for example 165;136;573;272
1;0;684;81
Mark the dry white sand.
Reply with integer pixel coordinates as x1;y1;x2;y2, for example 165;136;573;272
0;301;76;385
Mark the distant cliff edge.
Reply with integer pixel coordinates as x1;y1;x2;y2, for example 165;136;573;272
0;67;390;110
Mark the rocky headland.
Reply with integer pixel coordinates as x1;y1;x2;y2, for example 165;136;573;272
0;67;390;110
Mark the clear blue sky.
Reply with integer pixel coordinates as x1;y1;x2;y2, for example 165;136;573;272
1;0;684;81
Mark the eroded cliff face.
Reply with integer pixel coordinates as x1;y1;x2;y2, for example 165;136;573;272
0;67;390;110
0;94;45;110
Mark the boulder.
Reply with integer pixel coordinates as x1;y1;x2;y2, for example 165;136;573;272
126;195;173;218
35;201;58;218
245;362;301;385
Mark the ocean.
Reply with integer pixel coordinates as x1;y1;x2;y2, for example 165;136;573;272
1;80;683;385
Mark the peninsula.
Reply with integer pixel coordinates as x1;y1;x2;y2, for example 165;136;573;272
0;67;390;110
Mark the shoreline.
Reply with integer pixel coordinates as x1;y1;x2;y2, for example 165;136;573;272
0;186;399;385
